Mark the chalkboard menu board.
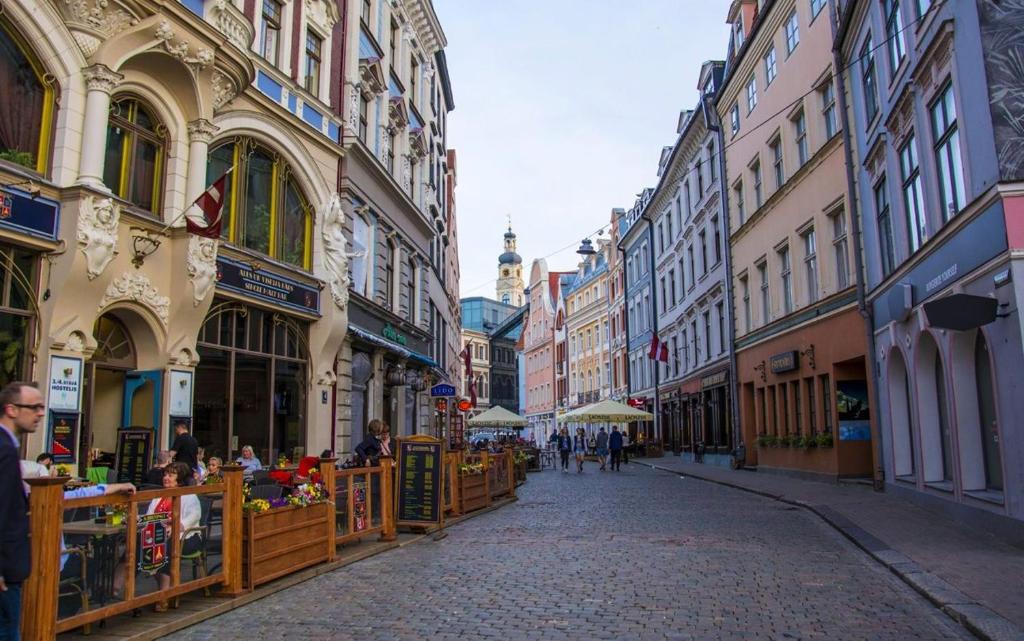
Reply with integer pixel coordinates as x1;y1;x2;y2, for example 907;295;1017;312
115;428;154;485
396;437;443;526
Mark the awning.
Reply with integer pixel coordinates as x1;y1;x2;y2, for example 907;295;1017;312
348;324;437;367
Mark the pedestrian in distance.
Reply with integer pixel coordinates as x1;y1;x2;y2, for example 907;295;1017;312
596;427;609;471
573;427;587;473
556;427;572;472
609;425;624;471
0;381;46;641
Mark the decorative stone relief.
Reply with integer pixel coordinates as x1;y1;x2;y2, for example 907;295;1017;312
62;0;139;37
402;22;416;44
379;124;392;165
65;331;86;354
187;119;219;144
100;272;170;323
346;83;360;134
77;195;119;280
211;70;238;111
209;0;255;51
303;0;338;33
186;235;218;307
72;32;102;58
401;154;412;192
321;193;362;309
317;369;337;386
155;21;214;75
83;64;122;94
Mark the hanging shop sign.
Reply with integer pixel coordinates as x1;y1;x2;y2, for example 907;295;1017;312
382;324;407;345
395;436;444;526
0;187;60;240
215;256;320;315
431;383;456;397
770;351;800;374
700;369;729;390
48;412;79;464
456;398;473;412
48;355;83;412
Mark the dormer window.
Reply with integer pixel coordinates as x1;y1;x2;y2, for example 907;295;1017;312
734;19;744;49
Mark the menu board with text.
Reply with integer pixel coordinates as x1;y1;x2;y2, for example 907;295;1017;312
115;428;154;485
396;437;443;526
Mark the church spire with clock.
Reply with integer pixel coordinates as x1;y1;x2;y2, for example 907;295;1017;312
496;220;525;307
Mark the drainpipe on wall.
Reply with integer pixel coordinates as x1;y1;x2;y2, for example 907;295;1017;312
705;96;744;465
619;246;632;398
831;0;885;491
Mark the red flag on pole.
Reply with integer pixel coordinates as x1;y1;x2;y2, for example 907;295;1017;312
648;335;659;360
185;172;228;238
659;343;669;363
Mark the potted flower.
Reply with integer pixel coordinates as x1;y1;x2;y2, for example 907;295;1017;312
815;432;834;448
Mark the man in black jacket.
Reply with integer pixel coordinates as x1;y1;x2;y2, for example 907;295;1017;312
0;382;45;640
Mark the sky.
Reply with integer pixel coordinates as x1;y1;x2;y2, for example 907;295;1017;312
433;1;732;298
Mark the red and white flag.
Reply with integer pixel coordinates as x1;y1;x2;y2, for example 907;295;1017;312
460;347;477;407
648;335;669;363
185;172;229;238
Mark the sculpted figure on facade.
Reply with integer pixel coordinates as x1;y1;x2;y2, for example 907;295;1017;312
77;195;119;280
346;83;361;134
322;193;363;309
379;124;392;165
100;272;171;323
186;235;219;306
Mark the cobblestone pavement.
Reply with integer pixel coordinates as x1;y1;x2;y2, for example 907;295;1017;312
165;464;974;641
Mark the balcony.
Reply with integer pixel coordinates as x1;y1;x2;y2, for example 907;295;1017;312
574;390;601;406
208;0;254;51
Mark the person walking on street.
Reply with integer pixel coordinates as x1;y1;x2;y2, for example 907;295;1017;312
556;427;572;472
0;382;45;641
596;427;609;471
573;428;587;473
609;425;624;471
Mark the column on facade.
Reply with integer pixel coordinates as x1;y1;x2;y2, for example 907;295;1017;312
77;64;124;188
183;119;219;226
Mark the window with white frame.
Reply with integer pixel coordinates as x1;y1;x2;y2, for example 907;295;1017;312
831;209;850;290
771;138;785;189
861;36;879;125
752;158;763;208
699;230;708;275
899;133;927;252
351;213;370;296
716;301;725;354
712;216;722;265
740;274;751;332
821;80;837;139
875;176;896;276
812;0;826;17
779;245;793;314
794;110;809;167
746;76;758;113
261;0;282;65
669;268;677;306
885;0;906;74
917;0;933;17
931;82;965;221
758;260;770;325
803;228;818;304
707;141;716;184
785;10;800;54
764;47;777;85
734;181;746;225
730;104;740;136
687;245;695;288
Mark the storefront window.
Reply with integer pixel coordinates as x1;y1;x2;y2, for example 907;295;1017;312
0;19;53;174
0;245;36;388
195;303;308;463
974;333;1001;491
207;139;313;269
103;97;166;214
350;214;370;296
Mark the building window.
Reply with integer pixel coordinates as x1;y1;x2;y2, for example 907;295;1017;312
771;138;784;189
885;0;906;74
794;110;809;167
917;0;933;17
734;181;746;225
716;302;725;354
831;209;849;290
861;36;879;125
933;349;953;481
699;230;707;275
385;241;396;308
821;80;837;140
779;245;793;314
361;0;371;25
752;159;763;209
406;257;417;321
701;311;710;363
669;268;677;306
746;76;758;113
358;94;369;141
931;82;965;221
304;30;322;97
350;212;370;295
713;217;722;265
734;18;745;49
900;134;927;252
207;139;313;269
812;0;826;17
687;246;695;290
659;277;666;314
793;381;802;434
740;275;751;332
821;374;833;433
707;142;716;184
730;104;740;136
803;228;818;304
807;378;817;432
758;261;770;325
387;128;396;173
690;320;698;366
261;0;282;66
104;96;166;214
784;10;800;55
780;384;789;433
0;20;55;174
764;47;777;85
0;245;36;388
875;177;896;277
389;20;398;66
410;58;419;105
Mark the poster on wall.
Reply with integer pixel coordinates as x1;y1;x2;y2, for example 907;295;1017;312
48;412;79;463
168;371;193;417
836;380;871;441
48;356;82;412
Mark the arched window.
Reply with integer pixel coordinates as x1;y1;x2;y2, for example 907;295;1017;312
104;96;166;213
0;19;54;174
207;138;313;269
974;333;1002;490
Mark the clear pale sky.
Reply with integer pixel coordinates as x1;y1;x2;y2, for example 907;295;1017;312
433;1;731;298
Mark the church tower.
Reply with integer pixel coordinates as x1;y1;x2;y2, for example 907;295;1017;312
496;222;525;306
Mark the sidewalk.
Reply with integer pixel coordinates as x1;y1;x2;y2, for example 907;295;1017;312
633;457;1024;641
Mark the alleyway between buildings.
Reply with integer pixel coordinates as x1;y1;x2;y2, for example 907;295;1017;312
163;464;976;641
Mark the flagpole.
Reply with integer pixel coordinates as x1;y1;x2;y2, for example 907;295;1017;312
158;165;235;235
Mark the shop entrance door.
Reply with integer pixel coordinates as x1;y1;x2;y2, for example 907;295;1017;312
122;370;162;430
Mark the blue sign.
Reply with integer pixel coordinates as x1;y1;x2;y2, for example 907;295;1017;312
215;256;320;315
430;383;456;397
0;187;60;240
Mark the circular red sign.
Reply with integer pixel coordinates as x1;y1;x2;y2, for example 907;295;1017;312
456;399;473;412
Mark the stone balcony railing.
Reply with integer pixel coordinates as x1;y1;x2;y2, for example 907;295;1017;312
208;0;255;51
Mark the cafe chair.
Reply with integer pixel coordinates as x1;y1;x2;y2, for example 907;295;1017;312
176;497;213;605
58;546;91;635
105;468;119;484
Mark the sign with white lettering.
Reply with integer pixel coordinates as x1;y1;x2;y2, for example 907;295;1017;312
770;351;800;374
215;257;320;315
48;356;82;412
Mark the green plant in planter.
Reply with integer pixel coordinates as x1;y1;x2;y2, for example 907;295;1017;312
0;149;35;169
815;432;834;448
763;434;778;447
778;434;792;448
795;434;817;449
755;434;769;448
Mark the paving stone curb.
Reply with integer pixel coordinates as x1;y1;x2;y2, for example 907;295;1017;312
638;461;1024;641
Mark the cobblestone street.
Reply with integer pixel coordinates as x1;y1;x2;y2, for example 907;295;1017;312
165;465;973;641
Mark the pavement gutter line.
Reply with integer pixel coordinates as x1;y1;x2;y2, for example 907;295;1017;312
637;461;1024;641
101;496;518;641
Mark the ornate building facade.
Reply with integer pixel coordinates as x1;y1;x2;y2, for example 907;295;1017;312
496;224;525;306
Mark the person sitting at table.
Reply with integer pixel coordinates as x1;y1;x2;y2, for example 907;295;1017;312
112;462;201;612
236;445;263;477
354;419;385;466
196;446;207;482
36;451;53;469
203;456;223;484
146;450;172;486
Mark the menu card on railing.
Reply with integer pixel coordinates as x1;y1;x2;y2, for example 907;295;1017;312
396;436;443;526
115;428;154;485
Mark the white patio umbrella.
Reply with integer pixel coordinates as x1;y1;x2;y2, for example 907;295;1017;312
556;399;653;423
466;405;529;428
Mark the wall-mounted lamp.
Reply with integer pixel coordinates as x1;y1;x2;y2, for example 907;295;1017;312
800;344;816;369
2;179;41;199
130;228;162;268
754;361;766;382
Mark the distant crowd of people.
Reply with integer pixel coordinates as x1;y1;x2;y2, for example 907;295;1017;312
549;426;628;473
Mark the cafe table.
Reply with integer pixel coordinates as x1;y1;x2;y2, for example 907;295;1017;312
64;520;125;605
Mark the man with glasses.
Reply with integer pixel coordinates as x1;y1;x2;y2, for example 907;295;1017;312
0;381;45;641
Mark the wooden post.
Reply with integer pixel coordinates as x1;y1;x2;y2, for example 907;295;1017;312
319;458;337;560
506;450;516;498
22;476;66;641
219;464;245;596
378;458;397;541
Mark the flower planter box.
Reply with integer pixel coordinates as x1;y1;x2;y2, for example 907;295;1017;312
243;502;331;590
459;473;489;513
